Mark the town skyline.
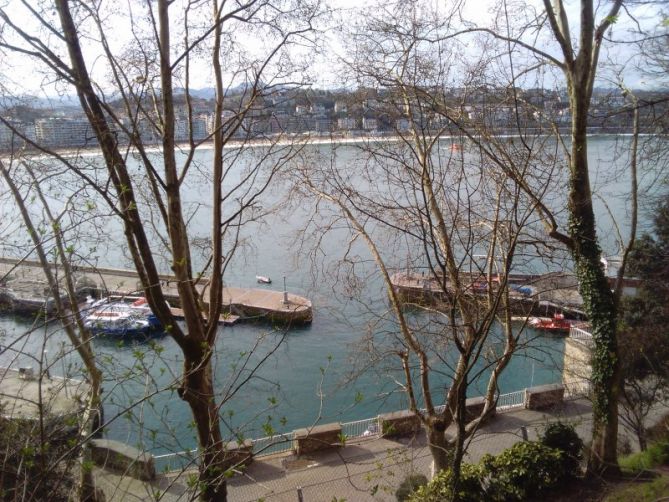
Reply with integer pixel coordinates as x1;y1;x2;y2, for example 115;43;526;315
2;83;665;151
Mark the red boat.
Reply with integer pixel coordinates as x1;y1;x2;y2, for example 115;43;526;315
528;313;574;333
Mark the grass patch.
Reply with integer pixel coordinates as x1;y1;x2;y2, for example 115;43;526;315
619;442;669;473
603;473;669;502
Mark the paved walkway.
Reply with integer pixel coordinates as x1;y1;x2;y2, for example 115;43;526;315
0;367;88;419
94;397;643;501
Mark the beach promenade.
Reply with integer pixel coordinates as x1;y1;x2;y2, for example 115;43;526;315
93;397;661;502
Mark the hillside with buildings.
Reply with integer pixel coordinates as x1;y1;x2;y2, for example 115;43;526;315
1;86;665;151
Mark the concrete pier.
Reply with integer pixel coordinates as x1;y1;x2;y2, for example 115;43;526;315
0;366;89;420
0;257;312;324
391;269;639;322
390;270;588;320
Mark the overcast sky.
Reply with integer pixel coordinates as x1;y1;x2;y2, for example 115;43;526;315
0;0;665;101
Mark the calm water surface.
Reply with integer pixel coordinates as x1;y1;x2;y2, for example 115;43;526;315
0;135;651;454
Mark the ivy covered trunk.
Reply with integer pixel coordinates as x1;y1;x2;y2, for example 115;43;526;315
568;73;621;476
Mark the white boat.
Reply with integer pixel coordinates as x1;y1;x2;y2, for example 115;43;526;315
256;275;272;284
83;297;162;339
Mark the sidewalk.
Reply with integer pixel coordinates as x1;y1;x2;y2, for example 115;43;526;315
93;398;626;501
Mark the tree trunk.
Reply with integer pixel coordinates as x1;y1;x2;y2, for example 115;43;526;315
426;418;451;475
79;375;103;502
451;385;468;502
181;350;227;500
568;75;621;477
636;424;647;452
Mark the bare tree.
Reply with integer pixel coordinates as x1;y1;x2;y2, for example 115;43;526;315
394;0;652;476
462;0;665;475
0;157;103;500
293;3;563;493
0;0;321;499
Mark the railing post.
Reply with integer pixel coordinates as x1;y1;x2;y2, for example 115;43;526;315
520;425;528;441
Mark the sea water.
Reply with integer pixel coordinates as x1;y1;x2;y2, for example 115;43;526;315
0;135;655;454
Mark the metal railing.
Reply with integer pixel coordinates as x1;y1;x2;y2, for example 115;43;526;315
252;433;294;457
150;384;574;471
569;326;594;344
497;389;526;410
432;404;447;414
342;417;380;440
154;449;199;473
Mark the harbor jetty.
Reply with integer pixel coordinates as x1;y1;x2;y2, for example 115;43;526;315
391;270;589;319
392;269;639;321
0;257;312;324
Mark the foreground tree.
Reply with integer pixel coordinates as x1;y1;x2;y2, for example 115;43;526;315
341;0;658;480
0;0;320;499
544;2;624;472
0;158;103;500
299;2;561;491
446;0;647;475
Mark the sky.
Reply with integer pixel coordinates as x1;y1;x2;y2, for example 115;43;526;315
0;0;665;101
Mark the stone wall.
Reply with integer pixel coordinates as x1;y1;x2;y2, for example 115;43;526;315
379;410;422;438
525;383;565;410
563;336;593;396
293;423;342;456
465;396;496;421
221;439;254;471
90;438;155;481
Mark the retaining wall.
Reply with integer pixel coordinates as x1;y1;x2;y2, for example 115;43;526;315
293;423;343;456
525;383;565;410
90;439;155;481
563;336;593;395
379;409;422;438
221;439;254;471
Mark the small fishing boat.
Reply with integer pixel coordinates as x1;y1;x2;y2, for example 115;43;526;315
527;313;574;333
83;297;162;339
256;275;272;284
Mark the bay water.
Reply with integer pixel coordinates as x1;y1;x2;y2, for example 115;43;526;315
0;134;652;455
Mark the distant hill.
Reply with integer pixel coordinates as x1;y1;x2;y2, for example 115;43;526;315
0;94;80;111
176;87;216;99
2;83;316;111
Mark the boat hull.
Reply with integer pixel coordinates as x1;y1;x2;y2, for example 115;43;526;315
83;300;164;340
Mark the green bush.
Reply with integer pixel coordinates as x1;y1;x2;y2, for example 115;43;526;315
645;412;669;443
481;441;566;501
619;441;669;473
396;473;428;501
540;422;584;478
408;464;485;502
409;430;583;502
0;416;79;501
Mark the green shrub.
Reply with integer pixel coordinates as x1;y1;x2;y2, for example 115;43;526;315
619;441;669;473
481;441;566;501
396;473;428;501
540;422;584;478
408;464;485;502
645;412;669;443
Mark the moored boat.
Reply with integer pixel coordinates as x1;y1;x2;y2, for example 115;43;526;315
256;275;272;284
527;313;574;333
83;297;162;339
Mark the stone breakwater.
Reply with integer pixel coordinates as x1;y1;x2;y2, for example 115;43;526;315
0;257;312;324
